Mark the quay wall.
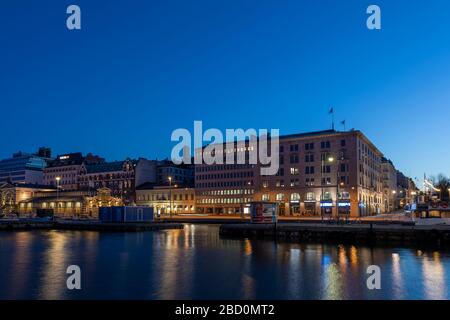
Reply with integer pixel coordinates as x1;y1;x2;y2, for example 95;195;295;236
219;223;450;246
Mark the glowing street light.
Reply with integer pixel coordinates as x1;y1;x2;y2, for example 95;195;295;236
55;176;61;215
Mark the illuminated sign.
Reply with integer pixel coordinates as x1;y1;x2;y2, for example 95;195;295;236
338;202;351;207
320;203;333;207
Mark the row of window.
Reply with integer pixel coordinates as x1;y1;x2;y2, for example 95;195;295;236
199;189;255;196
196;171;254;180
198;198;252;204
137;193;195;201
196;181;253;188
280;140;346;153
267;176;350;188
277;164;349;177
261;191;351;202
196;164;254;172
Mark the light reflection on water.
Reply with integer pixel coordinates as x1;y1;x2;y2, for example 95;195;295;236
0;224;449;300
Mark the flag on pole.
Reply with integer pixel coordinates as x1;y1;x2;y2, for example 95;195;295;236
340;120;346;131
329;107;334;129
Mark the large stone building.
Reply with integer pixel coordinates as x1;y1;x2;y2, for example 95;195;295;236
0;147;52;184
195;129;384;217
78;159;136;203
0;184;123;218
381;157;397;212
43;152;104;191
136;184;196;215
396;170;418;209
16;187;122;218
156;160;194;186
0;182;56;215
77;158;162;204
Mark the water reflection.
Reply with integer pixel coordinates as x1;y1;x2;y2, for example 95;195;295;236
8;232;34;298
391;253;404;299
0;225;449;300
422;251;447;300
39;231;69;299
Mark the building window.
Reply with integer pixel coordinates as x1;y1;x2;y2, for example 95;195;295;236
340;176;349;185
341;139;346;147
276;193;285;201
290;154;299;164
276;180;285;187
321;165;331;173
322;192;332;200
321;141;331;149
290;168;299;175
339;192;350;199
305;143;314;150
305;154;314;162
262;194;270;201
290;144;299;152
290;193;300;202
306;192;315;201
305;166;315;174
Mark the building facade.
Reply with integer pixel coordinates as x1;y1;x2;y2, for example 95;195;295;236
136;184;196;215
0;147;52;184
396;171;418;209
78;159;136;203
43;153;104;191
156;160;194;186
381;157;397;212
195;129;384;217
0;182;56;215
16;187;122;217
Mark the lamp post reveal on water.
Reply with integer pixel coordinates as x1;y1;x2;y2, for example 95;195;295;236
168;176;172;218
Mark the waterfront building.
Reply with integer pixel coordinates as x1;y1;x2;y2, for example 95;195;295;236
77;158;154;202
15;187;122;217
0;147;52;184
156;160;194;186
195;129;384;217
136;183;196;215
0;182;56;214
78;159;136;203
135;158;158;187
396;171;418;208
43;152;104;191
195;162;257;215
381;157;397;212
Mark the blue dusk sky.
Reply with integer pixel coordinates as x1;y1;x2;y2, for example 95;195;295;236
0;0;449;180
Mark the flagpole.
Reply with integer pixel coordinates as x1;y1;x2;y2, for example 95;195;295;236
330;107;334;130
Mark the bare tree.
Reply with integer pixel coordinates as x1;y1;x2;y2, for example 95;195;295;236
431;174;450;200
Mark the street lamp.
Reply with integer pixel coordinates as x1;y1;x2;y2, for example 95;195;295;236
55;176;61;216
321;153;334;222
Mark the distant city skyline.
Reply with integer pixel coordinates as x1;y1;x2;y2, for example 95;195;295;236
1;0;450;181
